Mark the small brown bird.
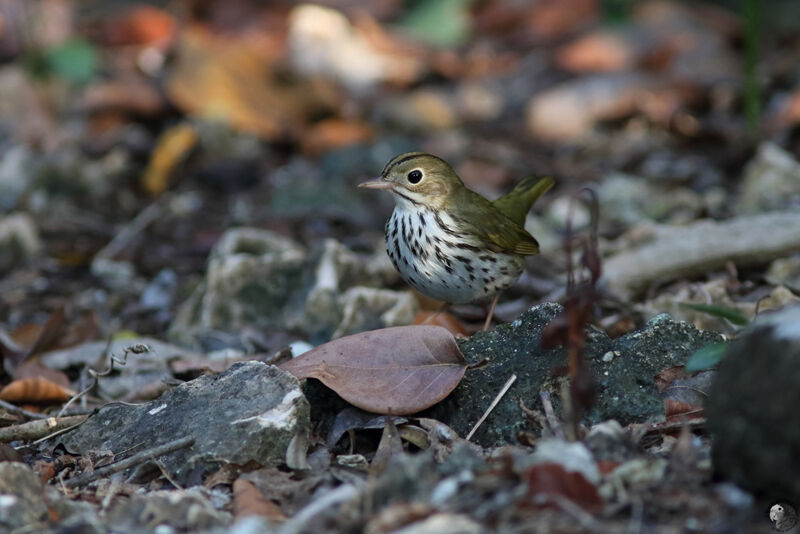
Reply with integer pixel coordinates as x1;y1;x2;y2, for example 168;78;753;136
359;152;552;324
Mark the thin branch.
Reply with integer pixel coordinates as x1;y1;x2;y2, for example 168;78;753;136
466;374;517;440
57;343;150;417
0;415;87;443
0;398;49;420
64;436;195;488
540;390;565;440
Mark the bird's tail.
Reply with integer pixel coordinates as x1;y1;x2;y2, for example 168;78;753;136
492;176;555;226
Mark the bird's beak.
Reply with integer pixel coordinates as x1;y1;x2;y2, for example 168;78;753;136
358;177;393;190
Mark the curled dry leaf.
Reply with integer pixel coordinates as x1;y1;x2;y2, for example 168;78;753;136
279;325;467;415
0;377;76;403
524;463;603;512
233;479;286;522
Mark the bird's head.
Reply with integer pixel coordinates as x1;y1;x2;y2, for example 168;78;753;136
358;152;463;210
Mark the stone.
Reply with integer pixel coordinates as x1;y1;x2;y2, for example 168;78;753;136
0;462;49;531
766;256;800;292
525;73;656;142
58;361;310;484
423;303;722;447
333;287;417;339
106;488;230;532
0;212;42;274
287;4;422;91
170;229;412;346
707;305;800;501
0;145;34;212
601;212;800;297
595;172;704;227
738;142;800;214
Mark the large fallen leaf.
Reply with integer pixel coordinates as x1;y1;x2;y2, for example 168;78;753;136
167;26;328;140
279;326;467;415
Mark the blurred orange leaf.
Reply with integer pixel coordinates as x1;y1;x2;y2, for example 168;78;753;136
233;479;286;522
279;326;467;415
104;6;176;47
0;377;75;403
557;31;635;72
142;123;198;196
301;119;373;156
167;26;326;140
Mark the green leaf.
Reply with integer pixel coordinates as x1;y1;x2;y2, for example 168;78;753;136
43;39;98;85
679;302;750;326
398;0;472;48
685;343;728;373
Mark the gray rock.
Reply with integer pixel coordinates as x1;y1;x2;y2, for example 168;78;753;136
0;462;49;531
58;361;310;484
0;145;34;212
595;172;705;227
601;212;800;297
140;268;178;310
0;212;41;274
170;229;412;346
738;142;800;214
766;256;800;292
425;303;722;446
106;488;230;532
525;73;657;142
707;305;800;500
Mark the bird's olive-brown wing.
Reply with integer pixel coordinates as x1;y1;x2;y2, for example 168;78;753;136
453;191;540;255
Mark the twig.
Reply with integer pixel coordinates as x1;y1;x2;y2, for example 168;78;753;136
0;399;49;420
644;417;706;436
276;483;362;534
32;417;90;445
94;200;164;261
549;493;608;533
57;343;149;417
64;435;194;488
466;374;517;441
152;458;183;490
0;415;87;443
540;391;565;440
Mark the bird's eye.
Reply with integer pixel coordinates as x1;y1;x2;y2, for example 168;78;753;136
407;170;423;184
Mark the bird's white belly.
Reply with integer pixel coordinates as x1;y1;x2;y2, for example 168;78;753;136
385;208;524;304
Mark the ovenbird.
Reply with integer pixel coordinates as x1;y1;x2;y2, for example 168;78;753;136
359;152;553;306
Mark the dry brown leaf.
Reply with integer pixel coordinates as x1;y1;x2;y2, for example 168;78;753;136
557;31;635;72
233;479;287;522
103;6;176;47
524;463;603;512
9;323;45;352
0;443;22;463
661;370;712;421
279;326;467;415
13;361;70;388
141;123;198;196
301;119;373;156
0;377;76;403
167;26;326;141
369;417;403;476
526;0;600;40
23;307;65;361
653;365;688;393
